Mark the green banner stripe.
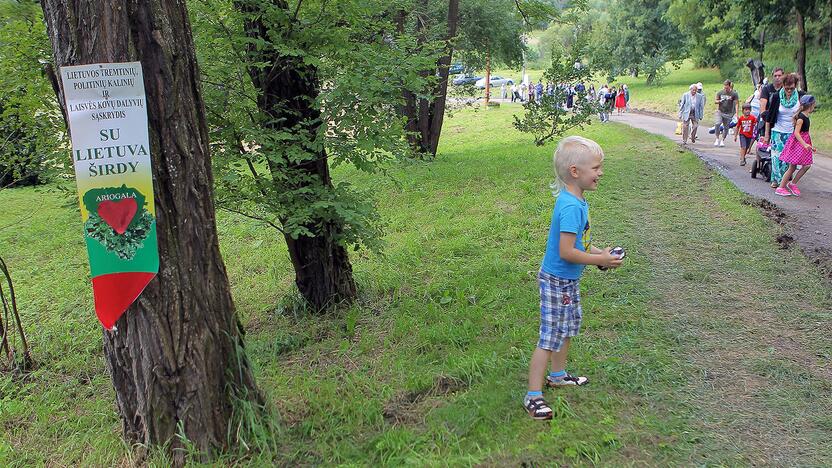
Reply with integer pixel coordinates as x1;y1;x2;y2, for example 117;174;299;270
86;221;159;277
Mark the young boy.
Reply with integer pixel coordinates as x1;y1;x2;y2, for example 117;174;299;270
734;103;757;166
524;136;624;420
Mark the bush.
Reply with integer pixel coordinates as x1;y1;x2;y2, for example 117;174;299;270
718;56;745;82
0;99;61;188
0;100;49;188
807;58;832;96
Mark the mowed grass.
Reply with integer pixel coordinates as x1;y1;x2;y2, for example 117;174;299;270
1;106;831;465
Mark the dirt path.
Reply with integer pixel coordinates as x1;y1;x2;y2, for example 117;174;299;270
613;110;832;279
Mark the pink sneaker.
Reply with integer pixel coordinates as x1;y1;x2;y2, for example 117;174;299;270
787;182;801;197
774;187;792;197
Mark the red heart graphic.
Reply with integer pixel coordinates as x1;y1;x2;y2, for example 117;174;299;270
97;198;138;234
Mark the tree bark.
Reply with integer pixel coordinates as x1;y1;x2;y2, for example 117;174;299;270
796;8;808;92
425;0;459;156
398;0;459;157
40;0;262;463
240;0;357;310
759;28;765;62
485;48;492;104
396;9;422;152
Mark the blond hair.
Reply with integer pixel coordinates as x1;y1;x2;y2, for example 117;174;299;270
551;136;604;196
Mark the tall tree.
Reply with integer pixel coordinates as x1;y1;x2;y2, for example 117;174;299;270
400;0;460;155
792;0;818;91
191;0;426;311
456;0;526;104
796;6;808;91
40;0;262;462
399;0;557;156
237;0;359;309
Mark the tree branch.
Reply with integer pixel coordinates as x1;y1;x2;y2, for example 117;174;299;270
219;205;284;233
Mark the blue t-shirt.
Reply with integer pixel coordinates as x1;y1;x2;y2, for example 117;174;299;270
541;190;590;280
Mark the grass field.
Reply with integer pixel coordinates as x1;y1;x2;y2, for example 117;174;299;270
484;60;832;153
2;106;832;465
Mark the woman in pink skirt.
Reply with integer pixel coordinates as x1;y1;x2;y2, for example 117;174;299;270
775;95;816;197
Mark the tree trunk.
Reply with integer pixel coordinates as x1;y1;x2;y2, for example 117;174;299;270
396;9;422;152
40;0;262;463
829;0;831;63
796;9;808;92
485;48;492;104
398;0;458;156
759;28;765;62
425;0;459;155
240;0;357;310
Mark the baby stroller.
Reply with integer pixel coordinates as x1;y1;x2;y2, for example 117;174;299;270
751;137;771;182
749;117;770;181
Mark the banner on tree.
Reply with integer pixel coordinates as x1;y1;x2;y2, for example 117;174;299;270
61;62;158;329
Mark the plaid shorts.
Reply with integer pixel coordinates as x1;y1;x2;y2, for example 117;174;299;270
537;270;582;351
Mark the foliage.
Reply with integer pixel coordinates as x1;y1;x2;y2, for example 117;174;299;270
807;58;832;96
601;0;685;84
422;0;562;72
189;0;440;251
533;0;685;85
84;210;153;260
513;37;602;145
0;0;64;187
638;51;674;85
455;0;529;70
0;99;44;187
665;0;827;79
527;0;607;69
3;108;832;465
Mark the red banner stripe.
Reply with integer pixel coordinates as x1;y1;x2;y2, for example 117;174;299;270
92;272;155;329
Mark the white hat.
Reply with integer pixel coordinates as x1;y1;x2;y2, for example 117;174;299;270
696;82;703;90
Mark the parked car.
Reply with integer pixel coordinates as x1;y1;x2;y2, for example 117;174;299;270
452;74;482;86
448;63;465;75
474;76;513;89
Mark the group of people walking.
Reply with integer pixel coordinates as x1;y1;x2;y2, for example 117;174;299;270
501;81;631;118
503;81;582;107
678;69;817;197
590;84;629;122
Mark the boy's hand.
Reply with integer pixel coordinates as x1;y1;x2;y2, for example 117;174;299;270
599;248;624;269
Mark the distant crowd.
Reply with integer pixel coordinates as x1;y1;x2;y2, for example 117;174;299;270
500;81;630;122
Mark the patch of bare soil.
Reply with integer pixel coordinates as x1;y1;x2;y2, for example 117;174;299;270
745;197;832;282
382;375;468;425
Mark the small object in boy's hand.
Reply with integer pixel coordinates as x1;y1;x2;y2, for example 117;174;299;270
599;246;626;270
